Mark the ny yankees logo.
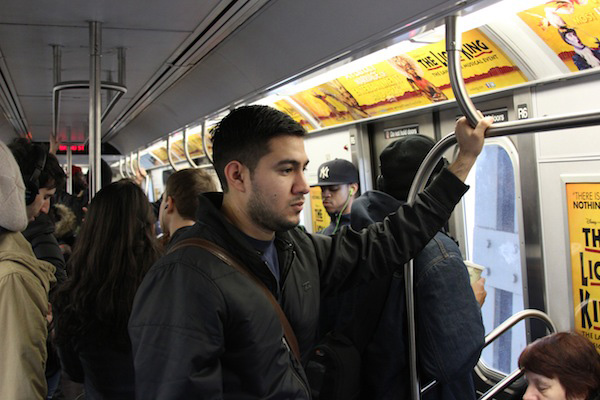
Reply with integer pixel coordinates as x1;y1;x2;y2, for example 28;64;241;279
319;166;330;180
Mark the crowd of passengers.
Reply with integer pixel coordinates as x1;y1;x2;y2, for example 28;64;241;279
1;106;599;400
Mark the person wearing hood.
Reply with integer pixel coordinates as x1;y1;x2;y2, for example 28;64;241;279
0;139;56;399
339;134;487;399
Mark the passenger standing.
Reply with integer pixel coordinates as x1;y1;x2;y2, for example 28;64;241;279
9;138;67;284
344;134;486;399
158;168;218;244
129;105;492;399
0;140;56;400
52;180;161;399
312;159;359;234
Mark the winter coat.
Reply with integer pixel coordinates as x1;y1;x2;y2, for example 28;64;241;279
129;168;467;399
0;231;56;400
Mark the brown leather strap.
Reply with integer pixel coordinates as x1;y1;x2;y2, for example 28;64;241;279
168;237;301;362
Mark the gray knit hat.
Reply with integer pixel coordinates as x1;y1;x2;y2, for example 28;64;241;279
0;140;28;231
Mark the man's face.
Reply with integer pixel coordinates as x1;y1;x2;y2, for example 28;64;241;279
246;135;310;234
26;187;56;221
159;191;169;236
321;184;352;215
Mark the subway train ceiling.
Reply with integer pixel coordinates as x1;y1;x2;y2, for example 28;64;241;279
0;0;492;154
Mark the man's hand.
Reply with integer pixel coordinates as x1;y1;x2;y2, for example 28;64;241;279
447;115;493;182
471;277;487;307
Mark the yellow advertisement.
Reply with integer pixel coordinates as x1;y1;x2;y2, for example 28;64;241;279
310;187;331;233
291;29;527;127
171;139;186;161
273;99;316;131
150;147;169;164
518;0;600;71
566;182;600;352
187;133;205;158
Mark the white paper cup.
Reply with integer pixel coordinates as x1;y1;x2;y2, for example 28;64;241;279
464;260;485;285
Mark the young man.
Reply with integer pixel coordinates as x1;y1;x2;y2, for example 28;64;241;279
159;168;217;241
9;138;67;284
129;105;492;399
313;158;359;235
0;140;56;399
345;134;486;399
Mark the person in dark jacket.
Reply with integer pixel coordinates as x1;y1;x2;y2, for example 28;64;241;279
9;138;67;284
340;134;486;399
159;168;217;244
312;159;359;235
128;105;492;399
52;180;161;399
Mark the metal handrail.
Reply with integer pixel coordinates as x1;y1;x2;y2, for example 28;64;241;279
183;128;199;168
405;14;600;400
478;309;556;400
201;120;214;166
129;153;137;179
166;134;180;171
421;309;556;396
118;157;126;179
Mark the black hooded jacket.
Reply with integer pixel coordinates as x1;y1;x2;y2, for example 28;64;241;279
128;168;467;399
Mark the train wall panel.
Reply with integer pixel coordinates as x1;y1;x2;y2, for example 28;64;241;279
535;73;600;331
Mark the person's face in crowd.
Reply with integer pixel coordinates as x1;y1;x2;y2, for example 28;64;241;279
26;187;56;221
523;371;577;400
320;184;353;215
246;135;310;234
73;171;88;193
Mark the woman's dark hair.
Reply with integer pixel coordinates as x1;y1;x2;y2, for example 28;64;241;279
519;332;600;399
53;180;161;349
211;105;306;191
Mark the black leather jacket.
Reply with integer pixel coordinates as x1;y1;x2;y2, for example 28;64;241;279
129;168;467;399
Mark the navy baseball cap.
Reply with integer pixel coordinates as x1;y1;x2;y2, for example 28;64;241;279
312;159;359;187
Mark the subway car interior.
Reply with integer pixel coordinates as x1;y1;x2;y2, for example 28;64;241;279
1;0;600;398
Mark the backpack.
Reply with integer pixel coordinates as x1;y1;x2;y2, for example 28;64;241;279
305;275;392;400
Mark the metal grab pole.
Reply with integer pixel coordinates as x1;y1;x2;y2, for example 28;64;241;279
167;135;180;171
405;14;600;400
183;128;198;168
201;120;214;166
88;21;102;198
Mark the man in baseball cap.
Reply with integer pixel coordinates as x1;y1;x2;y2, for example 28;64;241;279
312;158;359;235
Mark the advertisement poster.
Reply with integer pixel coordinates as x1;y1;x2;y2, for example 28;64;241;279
273;99;316;131
518;0;600;71
187;133;205;158
566;182;600;352
310;187;331;233
291;29;527;127
149;147;169;165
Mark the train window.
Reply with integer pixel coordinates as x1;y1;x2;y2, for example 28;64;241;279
462;138;526;375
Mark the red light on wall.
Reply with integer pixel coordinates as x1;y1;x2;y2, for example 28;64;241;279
59;145;67;151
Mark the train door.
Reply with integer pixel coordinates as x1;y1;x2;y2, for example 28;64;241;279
438;94;546;396
369;111;438;182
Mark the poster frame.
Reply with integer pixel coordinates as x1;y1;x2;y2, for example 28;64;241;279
560;173;600;333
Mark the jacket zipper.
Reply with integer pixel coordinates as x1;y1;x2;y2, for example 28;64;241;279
282;338;311;399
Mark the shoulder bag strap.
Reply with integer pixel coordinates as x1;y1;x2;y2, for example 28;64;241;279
168;237;302;362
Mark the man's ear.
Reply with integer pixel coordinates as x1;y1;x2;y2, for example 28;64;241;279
165;195;176;213
349;182;359;197
223;160;248;193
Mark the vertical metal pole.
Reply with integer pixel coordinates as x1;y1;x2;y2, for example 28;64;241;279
52;45;61;139
118;47;126;85
89;21;102;197
66;126;73;195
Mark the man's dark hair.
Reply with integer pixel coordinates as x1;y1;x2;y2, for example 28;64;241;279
211;105;306;191
9;138;66;190
165;168;217;220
